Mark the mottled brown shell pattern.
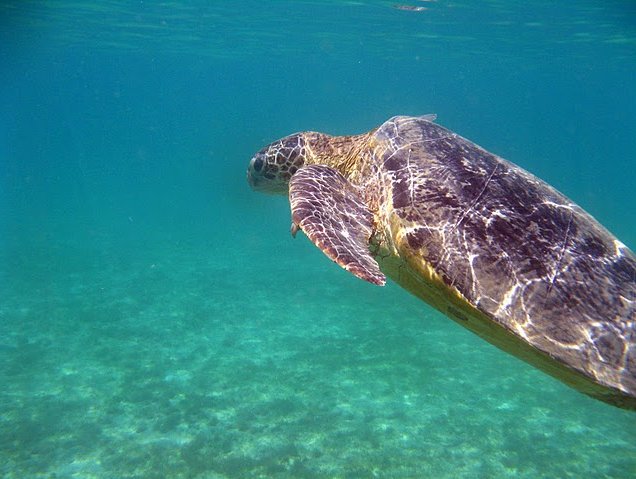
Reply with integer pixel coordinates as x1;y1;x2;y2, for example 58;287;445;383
368;116;635;406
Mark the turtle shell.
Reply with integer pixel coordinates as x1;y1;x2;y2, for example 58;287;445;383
370;116;636;408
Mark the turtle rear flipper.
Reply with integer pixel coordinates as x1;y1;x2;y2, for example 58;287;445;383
289;165;385;286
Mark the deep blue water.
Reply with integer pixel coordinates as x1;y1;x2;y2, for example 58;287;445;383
1;2;635;478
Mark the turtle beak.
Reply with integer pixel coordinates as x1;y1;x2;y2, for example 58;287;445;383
247;168;254;188
246;158;257;189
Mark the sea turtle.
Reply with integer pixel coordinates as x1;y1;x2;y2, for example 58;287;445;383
246;115;636;410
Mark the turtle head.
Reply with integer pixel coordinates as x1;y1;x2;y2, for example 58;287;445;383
247;133;307;195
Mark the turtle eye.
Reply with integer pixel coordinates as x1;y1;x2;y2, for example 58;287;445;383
253;157;264;172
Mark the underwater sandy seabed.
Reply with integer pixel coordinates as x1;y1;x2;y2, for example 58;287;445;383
1;237;635;479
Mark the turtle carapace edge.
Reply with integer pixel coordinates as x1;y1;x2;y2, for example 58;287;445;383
247;115;636;410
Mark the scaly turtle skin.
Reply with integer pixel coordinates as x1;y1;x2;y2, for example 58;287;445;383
247;115;636;410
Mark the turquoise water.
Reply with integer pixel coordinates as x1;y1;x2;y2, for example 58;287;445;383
2;1;636;477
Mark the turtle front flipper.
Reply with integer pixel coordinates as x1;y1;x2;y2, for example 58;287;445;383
289;165;386;286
